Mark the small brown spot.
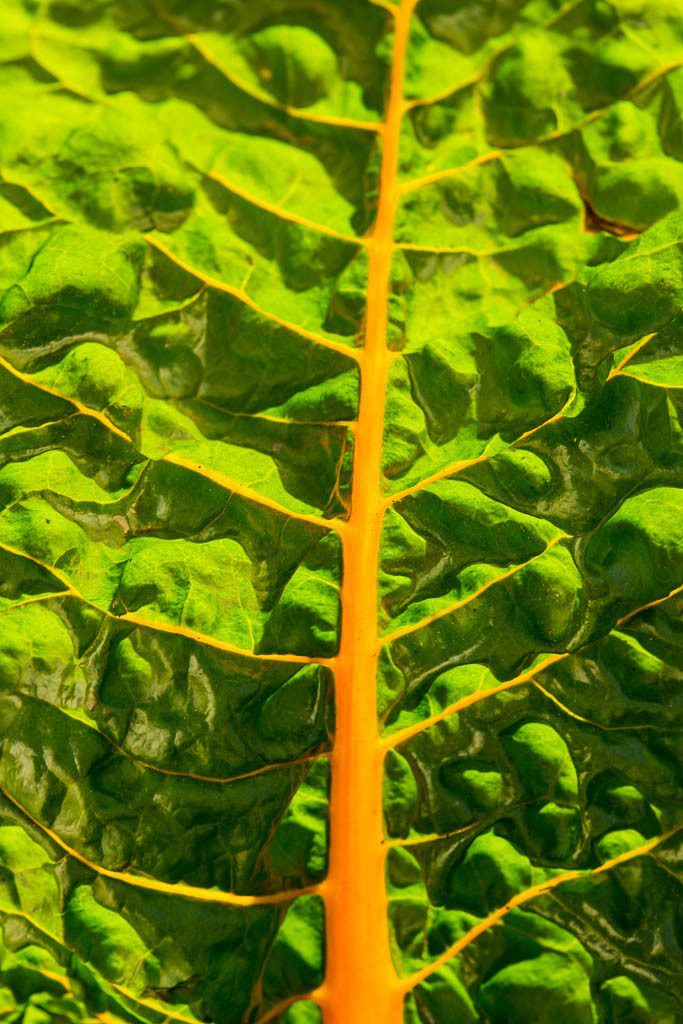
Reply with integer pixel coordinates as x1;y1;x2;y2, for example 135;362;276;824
581;195;640;240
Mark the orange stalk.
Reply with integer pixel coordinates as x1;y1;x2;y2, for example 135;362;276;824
319;3;416;1022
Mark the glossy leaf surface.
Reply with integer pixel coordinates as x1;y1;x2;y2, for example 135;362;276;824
0;1;681;1023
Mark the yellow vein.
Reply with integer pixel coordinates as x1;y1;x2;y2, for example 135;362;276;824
401;0;621;115
532;681;673;733
616;369;683;389
395;242;496;255
0;539;75;592
206;169;365;246
111;987;203;1024
147;0;380;133
254;995;322;1024
399;151;502;194
387;813;511;850
188;34;382;133
384;391;576;507
379;534;566;646
402;70;484;112
0;540;336;667
387;798;552;850
0;900;206;1024
0;352;133;443
118;750;326;787
0;785;321;907
400;829;680;992
20;693;327;785
0;218;61;239
0;353;342;532
615;369;683;389
0;172;63;218
144;234;362;363
384;454;487;506
113;610;337;668
617;582;683;625
163;453;345;533
383;653;568;750
608;336;657;382
194;396;356;429
0;590;74;614
383;581;683;749
399;60;683;196
133;284;207;321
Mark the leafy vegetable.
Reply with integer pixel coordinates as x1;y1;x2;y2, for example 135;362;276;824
0;1;681;1023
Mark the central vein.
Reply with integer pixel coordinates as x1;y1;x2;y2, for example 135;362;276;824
320;3;415;1022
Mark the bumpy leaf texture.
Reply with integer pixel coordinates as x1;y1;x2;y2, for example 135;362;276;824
0;1;681;1023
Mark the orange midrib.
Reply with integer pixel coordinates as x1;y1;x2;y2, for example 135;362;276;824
320;4;415;1023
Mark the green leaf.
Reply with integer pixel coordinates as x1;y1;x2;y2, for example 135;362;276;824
0;2;681;1024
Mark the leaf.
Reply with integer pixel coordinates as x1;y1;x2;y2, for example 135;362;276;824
0;2;681;1024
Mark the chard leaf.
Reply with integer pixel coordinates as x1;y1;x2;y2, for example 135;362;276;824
0;1;681;1023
